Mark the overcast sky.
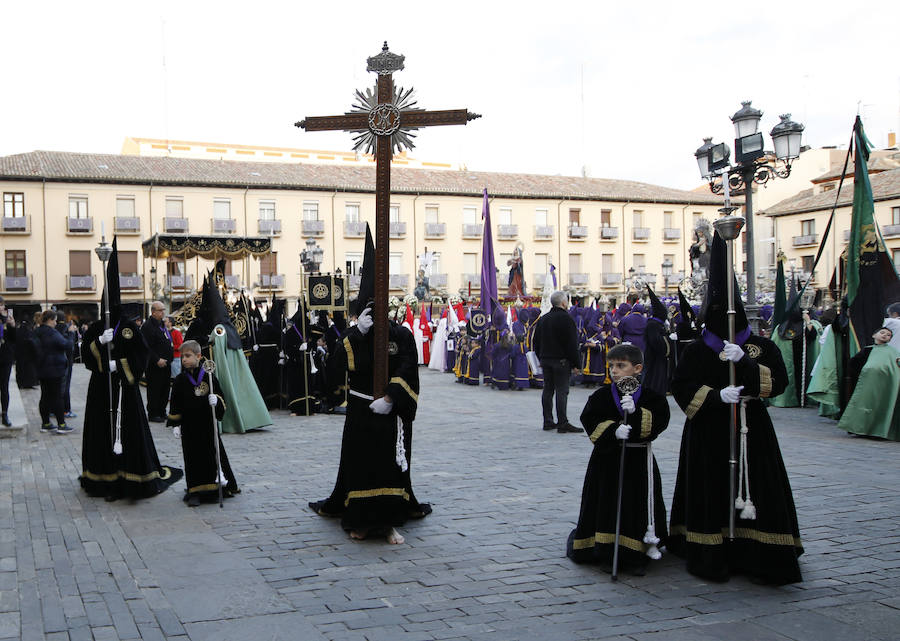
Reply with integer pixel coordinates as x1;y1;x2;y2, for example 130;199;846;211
3;1;898;190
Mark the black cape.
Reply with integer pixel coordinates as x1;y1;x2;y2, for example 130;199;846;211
79;319;182;499
567;385;669;570
167;362;238;501
642;318;671;396
668;334;804;584
249;320;282;409
311;322;430;530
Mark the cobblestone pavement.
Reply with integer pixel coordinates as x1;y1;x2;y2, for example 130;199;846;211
1;364;899;640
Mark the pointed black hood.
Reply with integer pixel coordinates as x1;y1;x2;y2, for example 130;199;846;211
268;296;286;327
700;230;748;337
646;285;667;322
101;236;122;323
678;287;695;327
355;223;375;317
187;273;242;349
778;271;805;339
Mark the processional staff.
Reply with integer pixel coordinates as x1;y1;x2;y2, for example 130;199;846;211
94;233;121;454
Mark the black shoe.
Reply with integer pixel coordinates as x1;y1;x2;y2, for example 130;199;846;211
557;423;583;434
187;495;201;507
149;416;165;423
1;414;10;427
542;421;557;431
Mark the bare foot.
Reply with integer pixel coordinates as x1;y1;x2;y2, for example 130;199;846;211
349;529;368;540
386;527;405;545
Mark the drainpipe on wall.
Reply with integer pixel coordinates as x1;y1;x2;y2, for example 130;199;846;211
620;201;630;297
412;193;421;288
557;199;565;290
331;190;338;274
244;186;250;289
681;204;690;281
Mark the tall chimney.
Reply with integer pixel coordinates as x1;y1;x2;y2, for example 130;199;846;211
889;131;897;148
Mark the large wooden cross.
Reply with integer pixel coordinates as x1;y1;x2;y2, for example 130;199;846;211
296;42;479;394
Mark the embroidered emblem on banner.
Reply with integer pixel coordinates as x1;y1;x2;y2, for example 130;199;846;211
122;328;134;339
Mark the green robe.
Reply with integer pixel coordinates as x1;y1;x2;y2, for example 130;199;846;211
807;326;841;418
770;320;822;408
211;325;272;433
837;343;900;441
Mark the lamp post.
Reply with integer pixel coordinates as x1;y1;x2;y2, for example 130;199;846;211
626;266;636;293
661;258;673;295
300;238;324;275
695;102;804;331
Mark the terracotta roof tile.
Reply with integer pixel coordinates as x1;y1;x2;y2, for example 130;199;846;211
0;150;727;206
762;167;900;216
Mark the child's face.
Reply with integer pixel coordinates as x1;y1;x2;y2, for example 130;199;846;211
609;359;642;382
181;350;201;369
874;328;893;345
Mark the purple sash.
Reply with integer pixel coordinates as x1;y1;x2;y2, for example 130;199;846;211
702;326;751;354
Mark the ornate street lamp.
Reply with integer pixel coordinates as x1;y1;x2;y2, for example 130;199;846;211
661;258;673;295
694;100;805;330
300;238;324;275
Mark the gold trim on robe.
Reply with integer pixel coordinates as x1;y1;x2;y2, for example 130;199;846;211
589;420;616;443
344;487;410;507
670;524;802;548
640;408;653;439
344;336;355;372
759;364;773;398
388;376;418;404
685;385;714;419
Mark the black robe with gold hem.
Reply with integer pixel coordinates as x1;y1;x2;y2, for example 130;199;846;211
167;362;238;501
312;322;430;531
567;385;670;569
668;334;804;584
79;319;183;499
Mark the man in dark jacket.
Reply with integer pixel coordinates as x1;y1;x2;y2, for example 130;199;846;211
35;310;76;433
0;297;15;426
142;301;174;422
533;291;581;433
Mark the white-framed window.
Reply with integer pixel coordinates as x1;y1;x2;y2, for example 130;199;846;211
569;254;583;273
345;251;363;276
462;252;477;274
633;210;644;228
430;252;441;274
533;253;548;274
497;207;512;225
3;193;24;217
424;205;439;223
535;208;548;226
303;201;319;221
214;199;231;220
165;197;183;217
499;252;513;269
463;206;478;226
632;253;646;270
258;200;276;220
389;252;403;274
663;211;673;228
801;219;815;236
569;208;581;226
601;209;612;227
345;203;360;223
892;206;900;225
601;254;614;272
893;249;900;271
69;195;88;218
116;197;135;218
390;204;400;223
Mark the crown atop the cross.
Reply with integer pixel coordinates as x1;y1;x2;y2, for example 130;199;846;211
367;41;405;76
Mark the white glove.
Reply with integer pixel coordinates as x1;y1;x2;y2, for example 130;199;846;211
299;342;307;352
620;394;635;414
99;328;114;345
279;351;286;358
208;394;218;407
278;358;285;365
173;426;181;438
357;308;373;335
108;360;117;372
369;396;393;415
719;385;744;404
722;340;745;363
669;332;678;341
615;424;631;440
253;344;259;352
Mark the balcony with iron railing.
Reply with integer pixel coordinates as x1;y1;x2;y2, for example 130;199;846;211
632;227;651;240
792;234;818;247
460;273;480;289
299;219;323;237
348;274;362;290
258;274;285;290
389;222;407;238
114;217;141;234
119;275;143;291
389;274;409;290
224;275;242;289
259;219;283;235
344;221;366;238
424;222;446;238
212;218;236;234
664;228;682;241
429;273;448;288
167;274;194;291
164;217;189;233
602;273;623;286
1;216;30;233
534;225;554;240
1;275;32;293
66;275;96;292
600;226;619;240
569;273;590;286
497;224;518;239
568;225;588;239
882;224;900;238
462;223;483;239
533;273;547;288
67;217;93;234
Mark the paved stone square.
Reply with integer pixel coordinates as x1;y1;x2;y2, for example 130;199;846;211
1;364;899;640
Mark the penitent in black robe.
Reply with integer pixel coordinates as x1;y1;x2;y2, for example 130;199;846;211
567;385;670;570
310;322;430;531
79;320;182;500
167;362;238;502
668;334;804;584
642;318;671;397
